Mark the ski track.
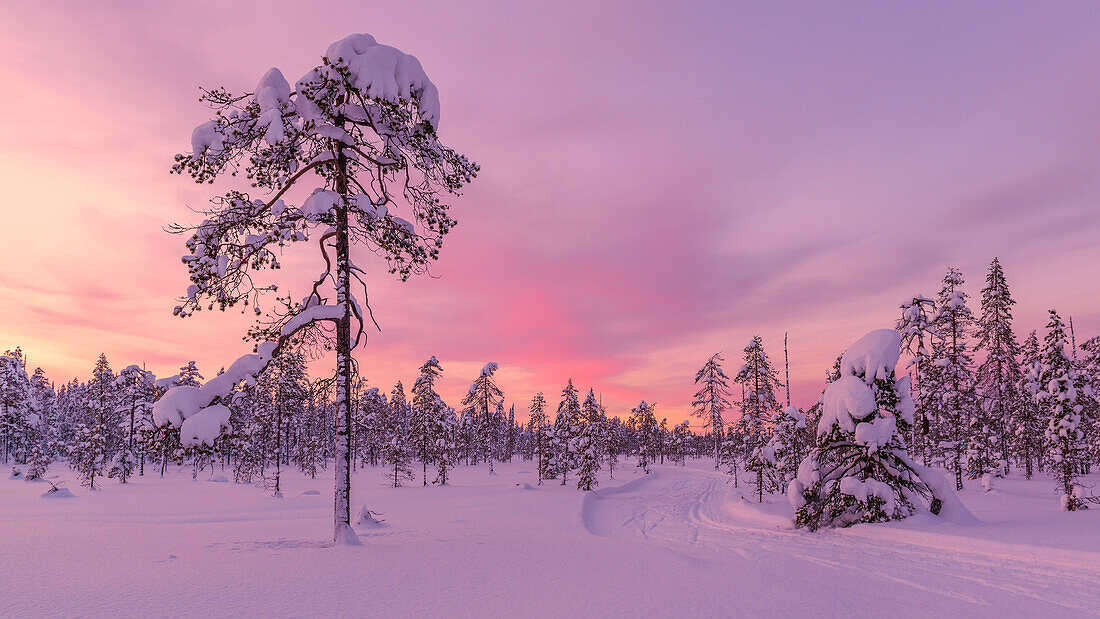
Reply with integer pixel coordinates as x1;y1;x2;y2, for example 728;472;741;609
582;466;1100;613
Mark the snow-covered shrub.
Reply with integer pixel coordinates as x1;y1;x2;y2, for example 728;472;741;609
107;448;136;484
790;330;939;530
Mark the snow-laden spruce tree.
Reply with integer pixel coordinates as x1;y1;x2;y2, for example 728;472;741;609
733;336;782;457
628;401;659;474
410;356;443;485
575;388;603;491
163;33;478;544
1081;336;1100;469
932;268;977;490
972;257;1021;479
747;405;806;501
461;363;503;475
897;294;937;464
553;380;582;484
528;392;550;484
1029;310;1089;510
790;329;948;530
1013;331;1044;477
692;353;731;470
0;349;33;464
116;365;156;458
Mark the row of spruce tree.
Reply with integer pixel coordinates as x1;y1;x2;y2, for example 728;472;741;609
1;352;710;493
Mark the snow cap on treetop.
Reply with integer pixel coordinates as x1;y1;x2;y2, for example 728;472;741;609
481;362;498;376
317;33;441;129
840;329;902;384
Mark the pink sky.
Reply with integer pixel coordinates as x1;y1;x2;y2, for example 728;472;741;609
1;2;1099;424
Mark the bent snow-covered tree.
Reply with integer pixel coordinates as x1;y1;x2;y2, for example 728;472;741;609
789;329;967;530
161;33;478;544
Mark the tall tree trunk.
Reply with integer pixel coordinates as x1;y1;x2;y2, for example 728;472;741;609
332;146;357;545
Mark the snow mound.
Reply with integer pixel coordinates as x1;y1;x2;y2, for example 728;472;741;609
205;475;229;483
355;505;386;529
515;482;535;490
10;468;23;479
841;329;902;384
42;487;74;498
336;523;363;546
300;489;321;496
911;463;979;525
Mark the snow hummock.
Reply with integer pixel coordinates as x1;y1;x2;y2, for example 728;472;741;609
910;461;979;525
355;504;385;529
41;487;74;499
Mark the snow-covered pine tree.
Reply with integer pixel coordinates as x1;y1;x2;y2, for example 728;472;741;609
671;420;691;465
27;366;57;470
383;432;415;488
107;447;136;483
627;401;659;474
432;405;457;486
1081;336;1100;470
575;389;603;491
168;33;478;544
692;352;731;470
230;375;272;483
720;431;743;487
293;387;328;479
552;379;582;484
897;294;937;464
932;268;978;490
25;438;51;481
410;356;444;485
733;336;782;459
528;392;551;484
503;404;517;462
116;366;155;460
461;363;504;475
0;349;32;464
749;405;807;501
491;401;507;464
258;351;309;493
69;355;122;488
175;361;203;388
604;411;622;479
1031;310;1087;510
972;257;1022;479
357;387;388;467
71;420;107;489
1014;331;1044;478
790;330;937;530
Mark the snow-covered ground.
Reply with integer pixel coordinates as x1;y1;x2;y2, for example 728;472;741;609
4;460;1100;617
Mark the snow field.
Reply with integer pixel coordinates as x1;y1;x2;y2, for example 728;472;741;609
3;460;1100;617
